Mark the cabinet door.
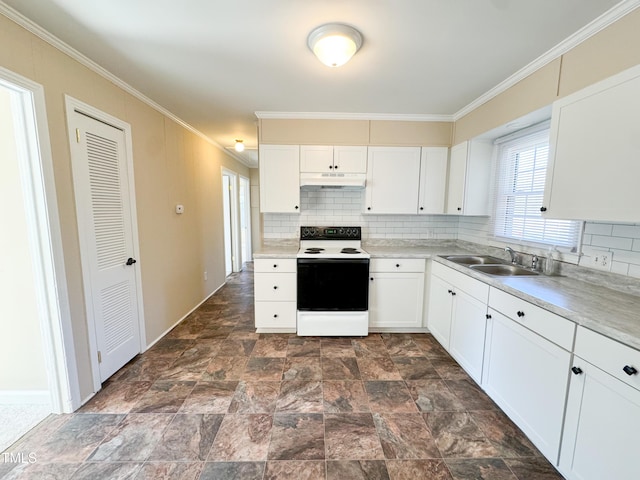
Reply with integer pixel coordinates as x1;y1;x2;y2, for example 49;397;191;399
259;145;300;213
300;145;333;173
483;309;571;462
369;272;425;329
426;274;454;349
255;301;296;329
418;147;448;214
446;142;467;214
544;65;640;222
365;147;421;214
333;146;367;173
449;290;487;384
560;360;640;480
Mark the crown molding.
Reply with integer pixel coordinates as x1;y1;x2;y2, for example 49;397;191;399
0;2;254;167
255;111;454;122
453;0;640;120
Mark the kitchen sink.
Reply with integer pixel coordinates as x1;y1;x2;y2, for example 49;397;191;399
468;264;539;276
442;255;506;265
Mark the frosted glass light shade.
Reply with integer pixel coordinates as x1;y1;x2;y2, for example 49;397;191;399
235;140;245;152
307;24;363;67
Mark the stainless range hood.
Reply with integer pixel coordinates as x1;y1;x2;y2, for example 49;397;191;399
300;172;366;188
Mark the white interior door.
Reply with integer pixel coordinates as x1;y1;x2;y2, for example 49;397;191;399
222;175;233;276
69;109;141;383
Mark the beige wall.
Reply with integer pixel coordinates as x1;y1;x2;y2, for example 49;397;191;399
0;13;249;402
0;87;48;392
454;9;640;143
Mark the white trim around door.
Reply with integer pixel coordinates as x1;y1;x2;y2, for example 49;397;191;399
65;96;146;395
0;67;79;413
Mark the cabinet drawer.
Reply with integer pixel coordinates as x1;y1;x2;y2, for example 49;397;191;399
371;258;425;273
254;258;297;273
575;326;640;392
254;273;296;301
255;301;296;329
489;288;575;350
432;262;489;303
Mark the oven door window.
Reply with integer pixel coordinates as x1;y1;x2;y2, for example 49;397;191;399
297;258;369;311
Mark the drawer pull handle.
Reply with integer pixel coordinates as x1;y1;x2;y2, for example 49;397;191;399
623;365;638;376
571;366;583;375
273;314;278;318
273;286;278;290
486;314;492;319
273;264;278;268
396;264;400;268
517;311;525;318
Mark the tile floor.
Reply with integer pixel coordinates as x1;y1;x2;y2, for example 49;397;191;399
0;265;565;479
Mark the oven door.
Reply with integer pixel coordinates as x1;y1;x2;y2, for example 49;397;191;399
297;258;369;311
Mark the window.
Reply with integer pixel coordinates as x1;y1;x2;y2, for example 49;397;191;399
493;125;581;249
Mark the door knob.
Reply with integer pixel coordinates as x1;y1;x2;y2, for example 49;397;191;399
126;257;137;266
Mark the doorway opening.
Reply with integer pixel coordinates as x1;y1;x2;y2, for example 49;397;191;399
0;69;77;450
222;168;249;275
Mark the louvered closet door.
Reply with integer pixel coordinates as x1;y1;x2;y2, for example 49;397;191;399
70;111;140;382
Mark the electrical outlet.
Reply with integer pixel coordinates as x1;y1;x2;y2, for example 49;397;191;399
580;250;613;272
204;271;208;281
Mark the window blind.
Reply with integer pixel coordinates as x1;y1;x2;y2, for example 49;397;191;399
492;127;581;249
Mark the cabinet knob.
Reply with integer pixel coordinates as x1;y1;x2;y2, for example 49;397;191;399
396;264;400;268
294;206;299;210
273;286;278;290
540;207;547;212
457;207;462;211
451;291;456;296
367;207;371;211
334;165;339;170
571;366;583;375
273;314;278;318
517;311;525;318
273;264;278;268
623;365;638;376
329;165;333;169
447;289;453;294
486;314;492;319
370;277;374;281
419;207;424;211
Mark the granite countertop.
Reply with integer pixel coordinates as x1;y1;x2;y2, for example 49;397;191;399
253;242;640;351
433;256;640;352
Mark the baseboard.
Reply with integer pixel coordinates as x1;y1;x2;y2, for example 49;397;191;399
144;281;226;351
0;390;51;405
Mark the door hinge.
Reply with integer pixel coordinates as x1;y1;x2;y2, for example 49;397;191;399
97;351;102;363
75;128;80;143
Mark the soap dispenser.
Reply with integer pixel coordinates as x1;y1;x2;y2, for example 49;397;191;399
544;247;556;276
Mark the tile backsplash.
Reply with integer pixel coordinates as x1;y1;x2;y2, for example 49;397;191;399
263;188;640;279
263;189;458;240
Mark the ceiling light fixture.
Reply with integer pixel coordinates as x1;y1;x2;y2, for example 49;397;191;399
307;23;363;68
234;139;245;152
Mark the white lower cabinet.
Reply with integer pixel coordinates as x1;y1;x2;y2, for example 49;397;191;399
559;327;640;480
427;262;489;383
254;259;297;332
369;258;425;330
483;306;572;463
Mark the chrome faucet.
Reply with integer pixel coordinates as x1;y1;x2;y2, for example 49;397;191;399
505;246;518;264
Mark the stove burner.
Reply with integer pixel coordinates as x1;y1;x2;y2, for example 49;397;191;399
341;248;361;254
305;248;325;254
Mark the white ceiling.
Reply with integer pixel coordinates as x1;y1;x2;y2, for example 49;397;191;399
2;0;625;167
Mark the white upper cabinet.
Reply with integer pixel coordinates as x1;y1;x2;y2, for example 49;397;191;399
259;144;300;213
418;147;448;214
543;64;640;222
300;145;367;173
446;140;492;215
365;146;421;214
